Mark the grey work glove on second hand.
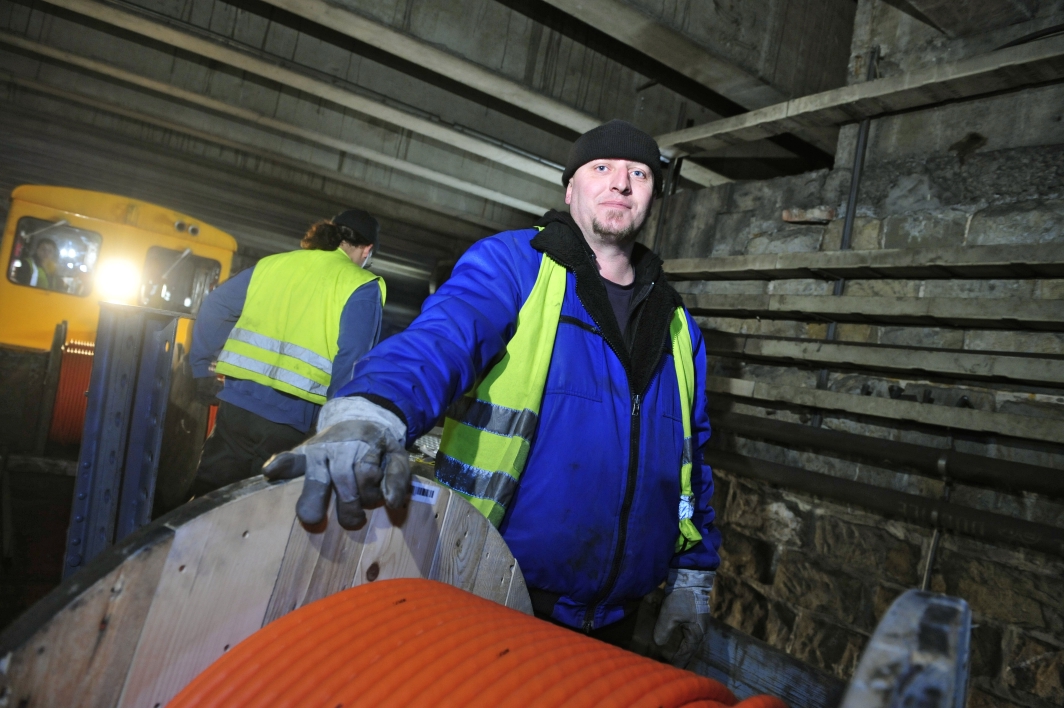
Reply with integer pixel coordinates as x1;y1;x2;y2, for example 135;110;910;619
262;396;411;529
653;569;715;668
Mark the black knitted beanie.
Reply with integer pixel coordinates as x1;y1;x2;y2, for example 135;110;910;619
561;119;662;191
332;209;380;251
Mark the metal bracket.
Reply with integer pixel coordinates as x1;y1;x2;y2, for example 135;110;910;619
840;590;971;708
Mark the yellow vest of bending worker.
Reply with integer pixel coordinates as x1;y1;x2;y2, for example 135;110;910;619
215;248;385;405
437;254;701;553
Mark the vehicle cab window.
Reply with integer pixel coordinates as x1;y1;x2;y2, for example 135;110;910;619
7;217;102;296
140;246;221;315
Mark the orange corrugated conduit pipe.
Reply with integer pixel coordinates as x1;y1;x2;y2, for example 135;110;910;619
48;340;93;445
170;578;789;708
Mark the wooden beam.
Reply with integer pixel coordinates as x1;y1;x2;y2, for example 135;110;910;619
246;0;728;189
898;0;1036;38
706;376;1064;444
541;0;837;158
264;0;600;132
708;449;1064;556
684;293;1064;331
38;0;562;184
666;243;1064;281
691;617;846;706
2;74;503;240
0;31;555;215
541;0;785;110
657;34;1064;155
704;332;1064;387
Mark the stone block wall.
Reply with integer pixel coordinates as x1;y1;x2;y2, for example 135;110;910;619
645;2;1064;705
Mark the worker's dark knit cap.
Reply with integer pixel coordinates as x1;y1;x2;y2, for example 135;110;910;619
332;209;380;251
561;119;662;191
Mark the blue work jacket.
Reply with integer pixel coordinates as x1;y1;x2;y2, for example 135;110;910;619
340;213;720;630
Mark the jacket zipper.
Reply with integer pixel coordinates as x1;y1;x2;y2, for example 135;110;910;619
570;272;647;633
582;391;641;632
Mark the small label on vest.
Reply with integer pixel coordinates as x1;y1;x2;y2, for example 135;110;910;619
411;479;440;505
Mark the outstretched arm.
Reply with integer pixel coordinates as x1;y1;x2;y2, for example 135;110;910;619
337;232;541;443
264;231;541;529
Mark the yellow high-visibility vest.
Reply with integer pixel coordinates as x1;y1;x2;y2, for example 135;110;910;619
215;248;384;405
436;253;702;552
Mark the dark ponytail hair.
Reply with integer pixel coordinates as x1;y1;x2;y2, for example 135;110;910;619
300;220;376;251
300;221;343;251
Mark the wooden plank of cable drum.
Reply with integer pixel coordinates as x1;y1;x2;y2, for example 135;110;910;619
0;473;530;708
0;527;173;708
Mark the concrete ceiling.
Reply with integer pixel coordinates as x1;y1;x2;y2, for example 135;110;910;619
0;0;858;323
882;0;1039;38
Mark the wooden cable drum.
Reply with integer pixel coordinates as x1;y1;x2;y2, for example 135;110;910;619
0;472;532;708
48;340;94;445
170;578;790;708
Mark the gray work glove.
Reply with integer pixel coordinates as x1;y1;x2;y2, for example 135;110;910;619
262;396;411;529
653;569;715;668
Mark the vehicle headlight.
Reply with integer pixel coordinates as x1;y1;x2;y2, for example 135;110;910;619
95;260;141;302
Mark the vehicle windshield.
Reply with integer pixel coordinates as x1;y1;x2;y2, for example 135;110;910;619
140;246;221;315
7;217;102;296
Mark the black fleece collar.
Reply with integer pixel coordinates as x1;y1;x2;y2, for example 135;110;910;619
530;210;683;396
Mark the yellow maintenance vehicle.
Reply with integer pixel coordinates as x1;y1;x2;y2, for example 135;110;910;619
0;185;237;626
1;185;236;351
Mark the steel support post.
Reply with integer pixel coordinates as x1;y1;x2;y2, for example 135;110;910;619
63;303;181;577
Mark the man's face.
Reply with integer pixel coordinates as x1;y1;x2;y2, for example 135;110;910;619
35;241;58;271
565;159;655;245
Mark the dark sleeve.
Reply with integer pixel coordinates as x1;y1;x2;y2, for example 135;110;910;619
190;267;253;378
328;280;383;399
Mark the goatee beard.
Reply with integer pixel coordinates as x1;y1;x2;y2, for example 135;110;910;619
591;213;645;245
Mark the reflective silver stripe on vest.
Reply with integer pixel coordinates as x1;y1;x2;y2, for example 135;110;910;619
448;397;538;441
217;350;328;398
436;454;518;506
679;494;694;520
228;327;333;376
682;437;692;466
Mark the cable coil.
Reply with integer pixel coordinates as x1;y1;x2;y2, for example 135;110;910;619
170;578;788;708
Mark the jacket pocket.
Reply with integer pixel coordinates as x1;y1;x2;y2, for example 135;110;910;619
653;353;684;422
543;319;608;402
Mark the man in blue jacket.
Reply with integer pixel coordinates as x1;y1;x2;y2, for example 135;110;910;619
264;121;720;666
189;209;384;498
